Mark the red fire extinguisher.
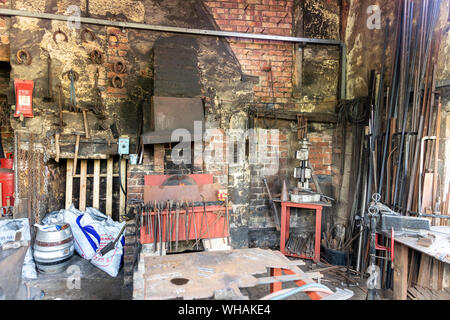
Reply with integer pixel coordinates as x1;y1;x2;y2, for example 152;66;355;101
14;79;34;118
0;153;13;169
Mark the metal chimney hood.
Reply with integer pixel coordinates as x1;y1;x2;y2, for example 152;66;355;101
142;96;204;145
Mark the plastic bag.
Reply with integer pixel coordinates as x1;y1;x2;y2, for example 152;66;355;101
0;218;37;279
42;206;125;277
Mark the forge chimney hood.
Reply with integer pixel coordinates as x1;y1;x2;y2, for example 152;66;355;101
142;96;205;145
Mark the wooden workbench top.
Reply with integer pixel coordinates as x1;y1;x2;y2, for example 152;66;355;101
394;226;450;265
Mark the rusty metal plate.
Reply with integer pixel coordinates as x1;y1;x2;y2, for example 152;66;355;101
144;174;213;186
133;248;319;300
144;183;221;202
142;96;204;144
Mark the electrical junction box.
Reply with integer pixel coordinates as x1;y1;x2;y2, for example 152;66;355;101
118;136;130;155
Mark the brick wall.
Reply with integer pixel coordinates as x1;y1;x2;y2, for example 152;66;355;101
204;0;294;104
308;131;333;176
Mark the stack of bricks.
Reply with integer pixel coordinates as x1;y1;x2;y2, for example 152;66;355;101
204;0;294;104
123;164;157;286
106;27;128;99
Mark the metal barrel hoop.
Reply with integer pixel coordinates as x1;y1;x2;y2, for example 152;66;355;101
15;49;32;65
112;74;124;88
53;29;68;44
89;49;104;65
81;28;96;43
113;61;126;73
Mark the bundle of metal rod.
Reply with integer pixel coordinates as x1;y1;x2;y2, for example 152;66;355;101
341;0;444;278
286;232;314;258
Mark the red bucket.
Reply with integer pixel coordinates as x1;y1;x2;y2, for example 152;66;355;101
0;153;13;169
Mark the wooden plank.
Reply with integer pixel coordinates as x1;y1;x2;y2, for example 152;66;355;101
119;158;126;221
431;259;438;290
393;242;408;300
432;97;441;225
417;254;431;287
106;157;113;217
79;160;87;212
65;159;74;209
72;173;119;178
437;261;444;291
93;159;100;210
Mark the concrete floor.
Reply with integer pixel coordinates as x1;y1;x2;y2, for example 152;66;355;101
27;254;132;300
27;252;390;300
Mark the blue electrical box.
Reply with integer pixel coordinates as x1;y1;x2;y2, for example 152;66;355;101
118;136;129;155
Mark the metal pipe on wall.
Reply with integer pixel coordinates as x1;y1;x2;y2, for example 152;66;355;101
0;8;347;100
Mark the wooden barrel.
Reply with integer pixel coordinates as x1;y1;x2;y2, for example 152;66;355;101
33;223;74;273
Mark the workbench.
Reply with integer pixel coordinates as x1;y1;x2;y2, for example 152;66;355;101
393;226;450;300
132;248;329;300
277;200;331;263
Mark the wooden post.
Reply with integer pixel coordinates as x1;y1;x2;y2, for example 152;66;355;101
393;242;408;300
65;159;74;209
79;160;87;211
106;157;113;217
93;159;100;209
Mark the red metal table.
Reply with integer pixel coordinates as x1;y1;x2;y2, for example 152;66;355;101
278;201;331;263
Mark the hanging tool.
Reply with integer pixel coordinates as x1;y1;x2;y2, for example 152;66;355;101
184;201;189;241
263;178;280;231
168;200;173;252
43;52;53;102
166;200;170;251
200;195;212;248
153;200;157;252
187;201;191;241
225;195;231;245
158;202;162;255
82;108;90;139
56;84;65;128
191;201;199;250
148;202;152;242
67;69;78;113
72;132;82;175
100;224;126;256
175;201;180;251
140;204;144;236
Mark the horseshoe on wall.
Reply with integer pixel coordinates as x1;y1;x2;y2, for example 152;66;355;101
89;49;104;64
15;49;32;65
53;29;68;44
113;60;126;73
81;28;96;43
111;74;124;88
62;69;79;81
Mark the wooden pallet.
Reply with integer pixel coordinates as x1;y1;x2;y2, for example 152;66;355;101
65;157;126;220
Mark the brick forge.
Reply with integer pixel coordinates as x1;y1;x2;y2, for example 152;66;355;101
123;0;339;285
